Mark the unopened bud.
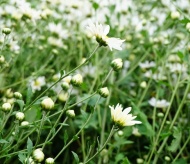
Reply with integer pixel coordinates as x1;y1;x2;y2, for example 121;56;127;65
15;112;25;121
14;92;22;99
21;121;29;127
111;58;123;71
66;110;75;118
41;97;54;110
2;102;12;112
61;81;70;91
186;22;190;31
164;156;171;161
45;157;55;164
71;74;83;86
33;148;44;162
140;81;147;88
98;87;109;98
171;11;180;19
2;28;11;35
0;55;5;63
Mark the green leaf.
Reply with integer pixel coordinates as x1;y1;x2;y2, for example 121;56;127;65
15;100;25;110
177;51;184;59
121;157;131;164
0;139;9;144
71;151;79;164
27;137;33;154
92;2;99;10
26;86;33;105
64;131;68;145
167;128;182;153
18;152;26;164
173;158;187;164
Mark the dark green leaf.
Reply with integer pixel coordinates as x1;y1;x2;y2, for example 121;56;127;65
64;131;68;145
122;157;131;164
92;2;99;10
15;100;25;110
168;128;182;152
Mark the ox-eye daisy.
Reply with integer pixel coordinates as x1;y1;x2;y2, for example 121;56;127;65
109;103;142;127
86;21;125;51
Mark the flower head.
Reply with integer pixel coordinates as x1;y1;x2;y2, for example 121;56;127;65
148;97;170;108
86;21;125;51
109;104;142;127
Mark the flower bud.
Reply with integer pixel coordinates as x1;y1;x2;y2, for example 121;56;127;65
186;22;190;31
171;11;180;19
2;102;12;112
41;97;54;110
15;112;25;121
45;157;55;164
33;148;45;162
58;92;68;102
66;110;75;118
98;87;109;98
111;58;123;71
5;88;14;98
21;121;29;127
2;28;11;35
157;112;164;118
71;74;83;86
14;92;22;99
136;158;144;164
164;156;171;161
140;81;147;88
0;55;5;64
117;130;124;136
24;157;35;164
61;81;70;91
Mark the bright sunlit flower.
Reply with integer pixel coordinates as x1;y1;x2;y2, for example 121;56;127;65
29;76;46;92
109;103;142;127
86;21;125;51
148;97;170;108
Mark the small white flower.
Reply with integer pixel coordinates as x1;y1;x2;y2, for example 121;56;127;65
86;21;125;51
29;76;46;92
109;104;142;127
148;97;170;108
139;61;156;69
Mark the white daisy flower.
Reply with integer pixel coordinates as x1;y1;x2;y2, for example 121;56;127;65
109;103;142;127
29;76;46;92
148;97;170;108
86;21;125;51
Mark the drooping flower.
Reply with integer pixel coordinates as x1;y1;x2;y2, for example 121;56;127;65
86;21;125;51
109;103;142;127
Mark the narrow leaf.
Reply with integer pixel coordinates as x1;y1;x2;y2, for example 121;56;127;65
27;137;33;154
72;151;79;164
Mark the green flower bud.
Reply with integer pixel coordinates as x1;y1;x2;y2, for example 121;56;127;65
111;58;123;71
33;148;44;162
2;102;12;112
2;28;11;35
98;87;109;98
41;97;54;110
71;74;83;87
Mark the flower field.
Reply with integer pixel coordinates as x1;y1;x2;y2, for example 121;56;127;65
0;0;190;164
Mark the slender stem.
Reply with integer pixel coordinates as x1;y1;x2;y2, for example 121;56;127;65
84;125;116;164
173;134;190;162
54;96;101;160
147;73;181;163
153;80;190;163
34;111;47;148
24;45;99;111
42;87;73;150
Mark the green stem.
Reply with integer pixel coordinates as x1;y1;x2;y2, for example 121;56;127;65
153;80;190;163
54;96;101;160
84;125;116;164
24;45;100;111
147;73;181;163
